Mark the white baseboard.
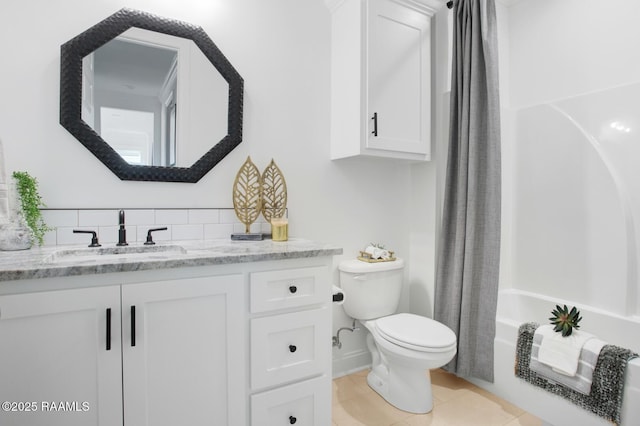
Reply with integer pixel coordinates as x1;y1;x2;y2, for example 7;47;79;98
331;349;371;379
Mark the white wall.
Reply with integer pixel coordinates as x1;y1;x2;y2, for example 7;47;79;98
0;0;426;375
408;6;450;319
503;0;640;316
0;0;416;247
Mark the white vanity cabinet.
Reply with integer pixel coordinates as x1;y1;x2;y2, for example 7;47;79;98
328;0;439;160
0;245;339;426
249;266;332;426
0;274;245;426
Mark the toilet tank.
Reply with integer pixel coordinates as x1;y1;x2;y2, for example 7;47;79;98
338;258;405;320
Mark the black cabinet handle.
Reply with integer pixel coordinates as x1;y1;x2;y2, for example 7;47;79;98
106;308;111;351
131;306;136;347
288;285;297;294
289;344;297;353
289;415;297;424
371;112;378;137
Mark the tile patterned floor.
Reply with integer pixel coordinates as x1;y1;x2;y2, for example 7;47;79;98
332;368;542;426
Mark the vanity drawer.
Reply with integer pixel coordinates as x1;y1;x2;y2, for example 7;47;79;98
250;266;329;313
251;375;330;426
250;307;330;390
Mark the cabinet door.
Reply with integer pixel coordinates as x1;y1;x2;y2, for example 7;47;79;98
121;275;245;426
0;286;122;426
367;0;431;155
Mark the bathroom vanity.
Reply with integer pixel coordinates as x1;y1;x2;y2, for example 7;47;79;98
0;239;341;426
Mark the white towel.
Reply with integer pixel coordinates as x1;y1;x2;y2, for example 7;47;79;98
530;333;605;395
364;245;391;260
536;324;594;376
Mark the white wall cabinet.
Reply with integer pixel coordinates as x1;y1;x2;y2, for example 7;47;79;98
328;0;440;160
0;274;244;426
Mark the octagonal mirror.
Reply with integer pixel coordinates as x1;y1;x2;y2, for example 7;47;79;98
60;8;244;182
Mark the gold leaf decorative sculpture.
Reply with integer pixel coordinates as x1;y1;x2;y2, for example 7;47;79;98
233;156;262;233
261;159;288;222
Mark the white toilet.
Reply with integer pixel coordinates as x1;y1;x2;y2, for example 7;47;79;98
338;258;457;414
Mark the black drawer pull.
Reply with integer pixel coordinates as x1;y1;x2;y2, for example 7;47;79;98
106;308;112;351
288;285;297;294
131;305;136;347
289;415;297;424
289;344;297;353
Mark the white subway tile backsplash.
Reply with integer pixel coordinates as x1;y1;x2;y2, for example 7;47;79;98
220;209;238;224
41;210;78;227
260;222;272;234
172;224;205;240
43;229;57;246
155;209;188;225
125;209;155;225
42;208;272;246
79;209;119;226
188;209;220;224
204;223;235;239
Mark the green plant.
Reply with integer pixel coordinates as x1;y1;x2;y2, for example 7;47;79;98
549;304;582;337
12;171;53;246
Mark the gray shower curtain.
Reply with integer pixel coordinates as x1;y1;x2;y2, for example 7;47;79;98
434;0;501;382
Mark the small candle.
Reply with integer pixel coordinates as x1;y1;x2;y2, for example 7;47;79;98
271;217;288;241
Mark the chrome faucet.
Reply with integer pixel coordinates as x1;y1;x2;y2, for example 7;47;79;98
116;209;128;246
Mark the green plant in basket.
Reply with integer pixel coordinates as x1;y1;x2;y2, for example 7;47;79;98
12;171;53;246
549;304;582;337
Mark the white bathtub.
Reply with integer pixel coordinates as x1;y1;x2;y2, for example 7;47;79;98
468;289;640;426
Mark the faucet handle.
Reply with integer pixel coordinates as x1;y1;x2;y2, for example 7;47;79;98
73;229;101;247
144;227;168;245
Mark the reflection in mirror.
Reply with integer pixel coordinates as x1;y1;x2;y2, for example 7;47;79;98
81;28;228;168
84;37;177;166
60;8;243;182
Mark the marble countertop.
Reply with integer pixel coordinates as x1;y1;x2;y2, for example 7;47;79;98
0;239;343;282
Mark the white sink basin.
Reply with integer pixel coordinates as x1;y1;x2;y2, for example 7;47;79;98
45;245;187;264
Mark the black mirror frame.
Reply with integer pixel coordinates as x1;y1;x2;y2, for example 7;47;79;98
60;8;244;183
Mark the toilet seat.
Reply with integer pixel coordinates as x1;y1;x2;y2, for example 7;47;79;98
374;313;456;353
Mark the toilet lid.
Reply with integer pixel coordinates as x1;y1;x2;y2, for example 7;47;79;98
375;313;456;352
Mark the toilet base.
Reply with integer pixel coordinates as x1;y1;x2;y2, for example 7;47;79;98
361;320;456;414
366;365;434;414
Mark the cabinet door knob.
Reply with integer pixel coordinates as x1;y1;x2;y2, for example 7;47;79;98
289;344;297;353
288;285;297;294
289;415;297;424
